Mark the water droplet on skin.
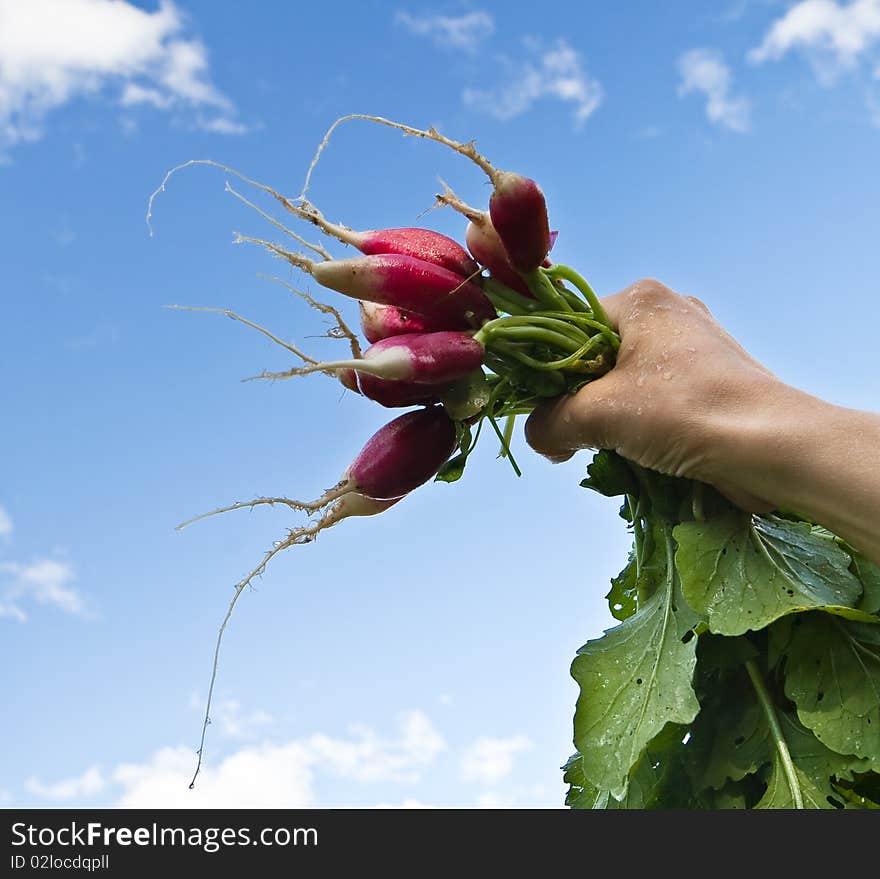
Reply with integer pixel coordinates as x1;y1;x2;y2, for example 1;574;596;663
662;371;674;381
635;374;646;387
636;407;643;415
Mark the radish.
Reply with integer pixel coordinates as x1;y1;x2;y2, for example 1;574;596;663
337;368;361;394
265;331;485;385
465;215;534;298
488;172;552;273
271;197;480;277
355;373;447;408
273;251;496;327
356;332;484;383
359;301;467;342
351;227;478;278
343;406;457;499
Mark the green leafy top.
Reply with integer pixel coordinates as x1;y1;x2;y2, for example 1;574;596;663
567;455;880;809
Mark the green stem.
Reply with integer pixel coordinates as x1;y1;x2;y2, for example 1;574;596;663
525;269;573;312
485;325;587;353
555;283;591;313
500;414;516;459
476;314;592;345
491;337;604;372
547;265;611;327
536;312;621;351
627;493;644;581
487;414;521;476
745;659;804;809
481;278;540;315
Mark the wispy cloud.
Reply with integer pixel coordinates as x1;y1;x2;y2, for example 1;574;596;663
0;0;245;152
677;49;751;132
463;38;603;127
394;9;494;52
460;734;533;784
749;0;880;69
25;767;104;801
198;696;274;740
0;558;84;622
111;710;446;808
20;706;547;807
0;504;12;538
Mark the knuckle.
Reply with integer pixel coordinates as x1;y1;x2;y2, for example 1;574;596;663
685;295;712;315
626;277;674;309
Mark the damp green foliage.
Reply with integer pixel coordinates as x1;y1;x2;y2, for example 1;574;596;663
755;712;873;809
673;513;863;635
567;455;880;809
570;527;701;800
776;614;880;761
850;551;880;615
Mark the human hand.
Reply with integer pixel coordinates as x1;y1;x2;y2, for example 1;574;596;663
524;278;780;511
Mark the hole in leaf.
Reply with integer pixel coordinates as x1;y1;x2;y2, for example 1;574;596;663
827;795;844;810
681;630;695;644
636;678;643;685
786;589;794;596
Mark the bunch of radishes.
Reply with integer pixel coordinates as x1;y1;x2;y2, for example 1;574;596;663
152;116;620;783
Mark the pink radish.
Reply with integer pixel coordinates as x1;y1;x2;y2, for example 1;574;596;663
277;197;480;277
344;406;457;500
359;301;467;343
311;255;496;326
357;332;484;384
356;227;479;278
337;368;361;394
465;215;534;298
355;373;446;408
488;172;552;273
281;331;484;386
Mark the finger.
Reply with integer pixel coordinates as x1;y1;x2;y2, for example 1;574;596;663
525;371;625;460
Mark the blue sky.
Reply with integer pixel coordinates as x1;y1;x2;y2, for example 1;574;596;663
1;0;878;808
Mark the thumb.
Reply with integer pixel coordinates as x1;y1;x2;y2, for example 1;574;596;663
525;372;625;462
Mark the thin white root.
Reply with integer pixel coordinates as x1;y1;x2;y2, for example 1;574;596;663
242;355;379;383
435;180;484;223
224;183;332;260
261;275;362;359
175;482;355;531
148;158;303;238
165;305;319;365
233;233;315;274
188;491;398;788
299;114;500;202
146;157;364;257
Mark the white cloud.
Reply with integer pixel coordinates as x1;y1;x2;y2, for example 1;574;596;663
0;0;244;150
677;49;751;132
0;504;12;537
749;0;880;67
25;766;104;801
115;743;316;808
0;558;84;622
209;698;274;740
460;734;533;784
306;710;446;783
463;38;602;127
111;710;445;807
373;798;434;808
394;10;494;52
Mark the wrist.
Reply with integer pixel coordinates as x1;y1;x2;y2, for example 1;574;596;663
707;377;880;561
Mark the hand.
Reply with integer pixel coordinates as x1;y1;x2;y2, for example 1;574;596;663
526;277;880;564
525;278;778;510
